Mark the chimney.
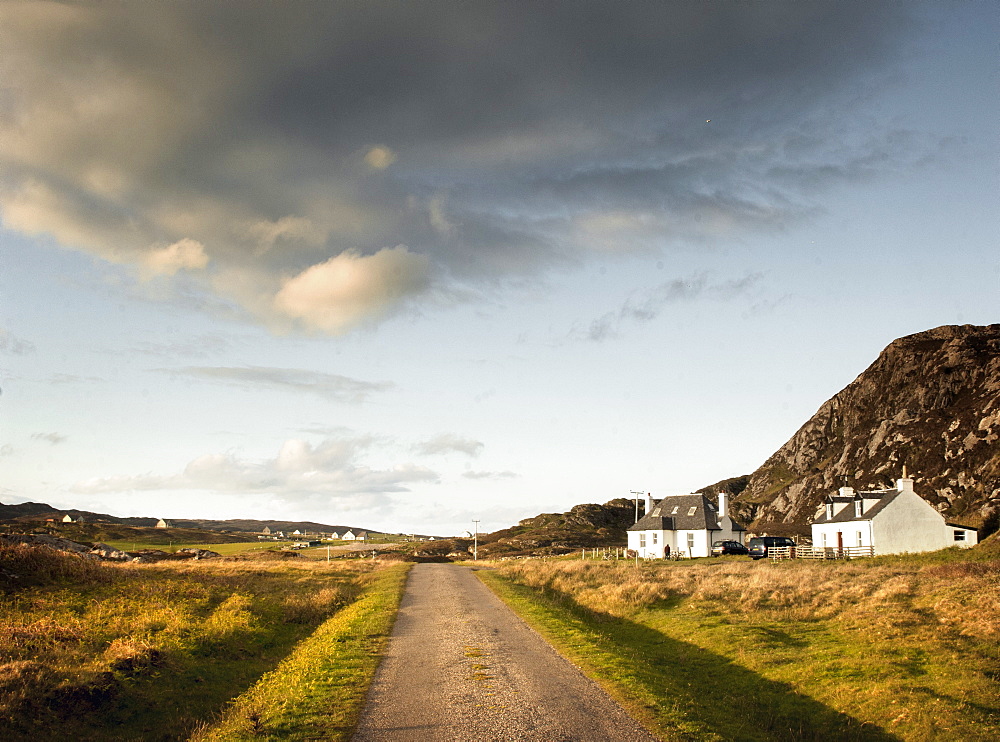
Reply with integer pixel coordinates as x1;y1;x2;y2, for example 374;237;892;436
838;486;855;497
646;492;654;515
718;492;728;519
896;477;914;492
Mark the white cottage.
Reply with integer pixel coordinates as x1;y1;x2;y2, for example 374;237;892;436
811;477;978;555
627;492;745;558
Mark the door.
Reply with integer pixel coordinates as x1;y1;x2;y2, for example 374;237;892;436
836;531;843;551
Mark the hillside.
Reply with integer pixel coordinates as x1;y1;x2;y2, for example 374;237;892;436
0;500;377;536
730;324;1000;534
478;498;639;557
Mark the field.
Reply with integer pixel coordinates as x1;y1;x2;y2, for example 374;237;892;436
481;543;1000;741
0;542;408;740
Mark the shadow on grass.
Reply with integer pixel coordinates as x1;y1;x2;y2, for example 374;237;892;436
492;578;901;742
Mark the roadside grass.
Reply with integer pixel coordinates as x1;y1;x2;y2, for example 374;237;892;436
191;562;410;741
479;545;1000;742
0;543;396;740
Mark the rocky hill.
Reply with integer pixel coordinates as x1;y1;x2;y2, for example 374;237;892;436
730;324;1000;535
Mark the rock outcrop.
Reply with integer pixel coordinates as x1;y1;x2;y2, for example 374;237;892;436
731;324;1000;534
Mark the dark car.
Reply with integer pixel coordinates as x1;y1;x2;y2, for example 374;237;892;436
748;536;796;560
711;540;749;556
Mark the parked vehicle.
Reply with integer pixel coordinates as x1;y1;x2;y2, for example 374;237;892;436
711;540;749;556
748;536;796;560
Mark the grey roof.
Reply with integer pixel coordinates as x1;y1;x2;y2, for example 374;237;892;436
628;493;743;532
813;489;900;525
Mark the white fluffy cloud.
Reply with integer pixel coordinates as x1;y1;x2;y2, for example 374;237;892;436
274;246;430;334
413;434;485;457
72;437;439;501
144;238;209;276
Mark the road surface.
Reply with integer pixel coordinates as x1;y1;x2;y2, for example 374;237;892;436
352;563;659;742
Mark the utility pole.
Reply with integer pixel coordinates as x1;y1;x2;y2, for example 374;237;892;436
630;490;645;523
472;519;480;561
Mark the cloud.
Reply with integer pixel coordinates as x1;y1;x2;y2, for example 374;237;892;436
72;437;438;502
0;329;36;355
274;246;430;334
129;334;233;359
144;238;209;276
462;470;518;481
413;434;484;458
0;444;14;457
577;272;765;341
154;366;393;402
47;373;105;384
0;1;926;334
364;146;397;170
32;432;67;445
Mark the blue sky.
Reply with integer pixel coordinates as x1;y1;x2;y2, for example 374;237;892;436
1;1;997;534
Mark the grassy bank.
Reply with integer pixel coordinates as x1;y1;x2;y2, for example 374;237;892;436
0;543;402;740
193;562;410;741
480;545;1000;741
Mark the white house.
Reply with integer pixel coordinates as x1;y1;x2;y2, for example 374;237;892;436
329;531;341;540
155;518;170;529
341;530;356;540
627;492;745;558
62;514;74;523
811;477;978;555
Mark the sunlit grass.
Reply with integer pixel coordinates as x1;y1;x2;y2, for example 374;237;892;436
103;540;277;555
0;543;396;740
481;544;1000;741
192;563;410;741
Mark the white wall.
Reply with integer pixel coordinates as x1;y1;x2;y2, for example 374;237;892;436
811;488;979;555
812;520;872;550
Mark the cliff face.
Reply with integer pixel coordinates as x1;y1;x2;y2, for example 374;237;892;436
731;324;1000;532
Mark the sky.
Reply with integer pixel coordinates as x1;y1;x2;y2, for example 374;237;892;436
1;1;997;535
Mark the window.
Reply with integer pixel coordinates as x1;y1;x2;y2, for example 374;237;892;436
826;503;833;519
639;534;646;547
687;506;697;516
670;506;679;515
856;531;863;547
854;500;862;517
652;533;658;544
954;530;966;542
686;533;695;553
821;532;827;547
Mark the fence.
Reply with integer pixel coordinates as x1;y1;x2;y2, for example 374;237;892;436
769;545;874;561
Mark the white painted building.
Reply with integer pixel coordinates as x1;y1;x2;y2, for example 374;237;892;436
627;492;745;558
811;477;978;555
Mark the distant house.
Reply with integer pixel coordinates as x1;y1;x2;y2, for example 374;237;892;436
811;476;978;555
155;518;170;529
262;526;271;535
76;515;85;524
292;529;302;536
62;514;74;523
329;531;340;540
341;530;368;541
627;492;745;558
355;530;367;541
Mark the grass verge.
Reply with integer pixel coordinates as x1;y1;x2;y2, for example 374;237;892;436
478;547;1000;742
0;543;399;740
192;562;410;741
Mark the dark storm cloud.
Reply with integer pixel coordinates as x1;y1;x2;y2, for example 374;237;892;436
0;1;924;333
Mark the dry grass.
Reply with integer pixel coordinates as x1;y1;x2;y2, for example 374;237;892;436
499;554;1000;640
0;542;385;739
489;547;1000;741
